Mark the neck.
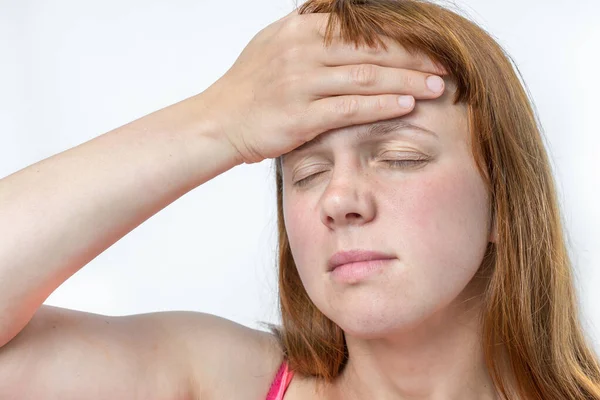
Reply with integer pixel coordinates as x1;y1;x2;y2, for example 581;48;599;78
327;279;502;400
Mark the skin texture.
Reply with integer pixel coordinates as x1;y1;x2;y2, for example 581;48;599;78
281;79;501;399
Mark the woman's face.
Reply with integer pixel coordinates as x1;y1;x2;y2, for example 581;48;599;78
280;81;496;338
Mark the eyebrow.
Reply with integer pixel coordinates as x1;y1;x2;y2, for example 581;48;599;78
281;118;438;162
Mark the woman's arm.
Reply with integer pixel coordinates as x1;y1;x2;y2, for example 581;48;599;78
0;92;240;349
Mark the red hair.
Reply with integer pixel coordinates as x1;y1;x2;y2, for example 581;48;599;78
265;1;600;398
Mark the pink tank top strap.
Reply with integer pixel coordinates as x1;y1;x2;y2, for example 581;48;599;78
266;359;294;400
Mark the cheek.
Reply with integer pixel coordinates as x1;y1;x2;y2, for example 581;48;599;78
395;164;491;284
283;198;320;267
281;160;492;295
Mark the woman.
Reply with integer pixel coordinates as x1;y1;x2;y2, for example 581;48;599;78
0;0;598;399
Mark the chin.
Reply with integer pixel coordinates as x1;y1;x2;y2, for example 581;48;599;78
326;303;422;340
339;319;406;340
321;286;449;339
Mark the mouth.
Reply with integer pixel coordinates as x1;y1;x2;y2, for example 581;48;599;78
328;249;396;271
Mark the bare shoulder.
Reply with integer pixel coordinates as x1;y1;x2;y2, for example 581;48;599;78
168;310;285;399
0;305;284;400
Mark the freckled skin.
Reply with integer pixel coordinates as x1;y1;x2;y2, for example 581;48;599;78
280;77;509;398
282;82;495;340
281;83;502;398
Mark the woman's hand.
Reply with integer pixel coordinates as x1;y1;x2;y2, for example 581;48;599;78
202;10;447;164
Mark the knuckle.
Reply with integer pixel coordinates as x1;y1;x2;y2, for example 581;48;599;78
279;72;303;95
375;96;388;112
350;64;378;86
363;44;382;56
336;97;360;116
402;73;417;90
280;45;303;63
281;14;309;37
273;51;303;85
275;46;298;68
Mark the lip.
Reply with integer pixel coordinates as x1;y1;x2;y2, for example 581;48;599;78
328;250;396;271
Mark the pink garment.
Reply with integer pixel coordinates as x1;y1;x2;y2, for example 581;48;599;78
266;360;294;400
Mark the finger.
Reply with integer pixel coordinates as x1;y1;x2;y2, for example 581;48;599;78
308;64;445;99
320;37;447;76
298;13;447;75
304;94;416;135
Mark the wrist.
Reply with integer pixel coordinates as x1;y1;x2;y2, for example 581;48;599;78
187;91;245;168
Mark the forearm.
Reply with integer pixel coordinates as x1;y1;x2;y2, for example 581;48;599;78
0;92;240;347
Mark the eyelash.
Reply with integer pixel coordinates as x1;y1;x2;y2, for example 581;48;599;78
293;159;428;187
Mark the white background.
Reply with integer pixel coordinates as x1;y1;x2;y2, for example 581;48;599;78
1;0;598;350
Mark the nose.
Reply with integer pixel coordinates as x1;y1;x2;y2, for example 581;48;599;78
319;172;376;229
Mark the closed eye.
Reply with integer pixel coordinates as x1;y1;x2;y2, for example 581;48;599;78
293;171;326;187
293;159;428;187
383;159;427;168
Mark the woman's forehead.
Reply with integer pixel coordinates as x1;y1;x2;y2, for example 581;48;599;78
280;80;465;165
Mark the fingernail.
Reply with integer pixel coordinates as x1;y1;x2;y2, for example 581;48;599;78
426;75;444;93
398;95;414;108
